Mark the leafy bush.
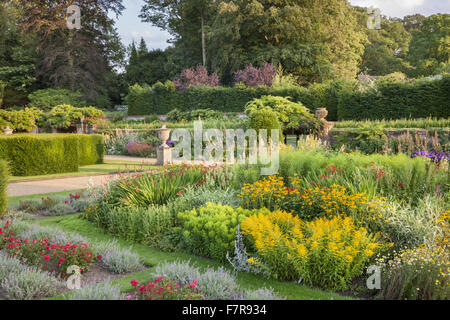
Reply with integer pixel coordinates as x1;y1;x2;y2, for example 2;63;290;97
233;62;276;87
0;107;43;132
173;65;219;91
0;160;8;216
241;211;388;290
28;88;86;111
0;134;104;176
245;95;322;136
178;203;262;261
247;107;282;140
378;243;449;300
66;283;124;300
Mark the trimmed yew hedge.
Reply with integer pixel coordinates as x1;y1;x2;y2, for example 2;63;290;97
337;76;450;120
0;160;8;215
126;76;449;121
0;134;104;176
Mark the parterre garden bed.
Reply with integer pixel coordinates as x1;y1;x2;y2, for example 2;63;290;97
2;142;447;300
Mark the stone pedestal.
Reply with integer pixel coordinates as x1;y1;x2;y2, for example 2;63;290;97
156;144;173;166
156;125;173;166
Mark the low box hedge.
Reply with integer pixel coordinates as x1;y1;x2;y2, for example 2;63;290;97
0;160;8;215
0;134;104;176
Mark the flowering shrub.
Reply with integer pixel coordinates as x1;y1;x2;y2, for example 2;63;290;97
129;277;204;300
241;211;388;290
1;221;97;277
378;243;449;300
238;174;385;222
178;203;262;261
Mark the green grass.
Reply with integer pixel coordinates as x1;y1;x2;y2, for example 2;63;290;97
37;214;355;300
7;189;84;208
10;160;155;182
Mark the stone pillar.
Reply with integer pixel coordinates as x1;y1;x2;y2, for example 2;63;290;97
156;125;173;166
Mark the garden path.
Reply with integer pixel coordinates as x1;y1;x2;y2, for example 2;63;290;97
7;173;119;197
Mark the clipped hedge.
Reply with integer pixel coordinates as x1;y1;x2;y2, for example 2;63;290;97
338;76;450;120
126;82;328;118
0;134;104;176
126;76;449;121
0;160;8;215
77;135;105;166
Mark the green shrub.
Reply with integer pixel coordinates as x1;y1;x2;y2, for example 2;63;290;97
88;204;176;249
245;95;322;136
338;75;450;120
0;160;8;215
178;203;261;261
247;107;282;140
0;134;104;176
28;88;86;111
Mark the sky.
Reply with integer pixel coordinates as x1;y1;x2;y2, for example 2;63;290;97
114;0;450;50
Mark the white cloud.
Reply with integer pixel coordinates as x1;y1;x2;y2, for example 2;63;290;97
350;0;450;18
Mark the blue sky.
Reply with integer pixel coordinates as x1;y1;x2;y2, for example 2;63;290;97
114;0;450;50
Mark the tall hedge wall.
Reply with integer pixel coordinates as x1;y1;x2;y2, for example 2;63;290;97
0;134;104;176
337;76;450;120
126;76;449;121
77;134;105;166
0;160;8;215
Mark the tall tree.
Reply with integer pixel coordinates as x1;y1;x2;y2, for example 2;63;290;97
139;0;215;68
208;0;367;84
0;0;38;107
17;0;125;105
354;6;411;76
407;14;450;77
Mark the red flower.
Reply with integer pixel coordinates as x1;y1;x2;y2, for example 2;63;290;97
65;200;68;204
75;194;80;199
97;255;102;260
131;280;139;287
43;255;50;261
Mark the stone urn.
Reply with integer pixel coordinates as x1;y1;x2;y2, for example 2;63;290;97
157;125;171;146
315;108;328;120
315;108;334;137
1;126;13;135
156;125;172;166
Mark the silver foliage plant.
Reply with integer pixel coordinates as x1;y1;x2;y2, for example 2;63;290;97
152;260;283;300
92;240;144;274
66;283;124;300
226;225;270;278
0;252;63;300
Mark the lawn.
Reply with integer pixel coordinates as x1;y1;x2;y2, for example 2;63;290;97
9;159;155;182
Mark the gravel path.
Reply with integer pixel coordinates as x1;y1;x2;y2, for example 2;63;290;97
7;174;120;197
